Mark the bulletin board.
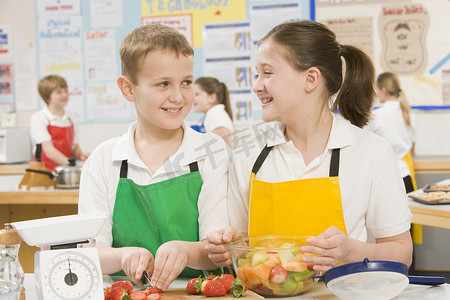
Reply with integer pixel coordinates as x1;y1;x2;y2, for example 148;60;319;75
33;0;312;124
315;0;450;109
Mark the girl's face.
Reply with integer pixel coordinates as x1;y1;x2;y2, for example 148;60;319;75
193;84;216;113
252;41;307;122
131;50;194;131
48;87;69;109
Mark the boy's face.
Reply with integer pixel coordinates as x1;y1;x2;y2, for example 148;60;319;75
131;50;194;131
48;87;69;108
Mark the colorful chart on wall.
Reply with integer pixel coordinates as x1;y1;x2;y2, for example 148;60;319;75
141;0;247;48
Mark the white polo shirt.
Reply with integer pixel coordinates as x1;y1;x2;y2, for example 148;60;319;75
30;107;80;147
228;114;412;242
365;101;416;178
204;104;234;133
78;121;231;245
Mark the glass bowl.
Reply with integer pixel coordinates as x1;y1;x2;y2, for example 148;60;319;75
0;280;20;300
227;235;319;297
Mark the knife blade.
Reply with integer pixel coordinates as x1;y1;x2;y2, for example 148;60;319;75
141;271;153;288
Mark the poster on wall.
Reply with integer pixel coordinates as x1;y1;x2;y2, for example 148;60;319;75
141;0;247;48
0;25;11;57
249;1;302;43
203;22;251;59
203;57;253;91
38;15;82;53
36;0;80;17
84;30;117;82
39;51;83;86
90;0;123;28
86;82;134;120
142;15;193;45
0;64;13;95
443;69;450;105
378;4;430;75
321;17;374;58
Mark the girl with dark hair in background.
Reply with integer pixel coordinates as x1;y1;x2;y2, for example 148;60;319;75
192;77;234;147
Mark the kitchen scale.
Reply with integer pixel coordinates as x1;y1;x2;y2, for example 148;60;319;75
11;214;107;300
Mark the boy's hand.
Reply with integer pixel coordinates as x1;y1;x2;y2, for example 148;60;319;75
120;247;155;285
205;227;241;267
151;241;188;291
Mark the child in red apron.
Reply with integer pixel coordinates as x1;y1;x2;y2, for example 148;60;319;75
78;24;230;291
206;20;413;273
30;75;89;172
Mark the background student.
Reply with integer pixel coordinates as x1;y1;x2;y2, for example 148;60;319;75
365;72;417;192
78;24;230;291
206;20;413;273
192;77;234;147
30;74;89;172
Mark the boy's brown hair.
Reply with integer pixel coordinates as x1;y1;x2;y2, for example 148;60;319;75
119;24;194;85
37;74;68;104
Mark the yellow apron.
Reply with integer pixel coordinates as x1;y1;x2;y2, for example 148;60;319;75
403;151;422;244
248;146;347;238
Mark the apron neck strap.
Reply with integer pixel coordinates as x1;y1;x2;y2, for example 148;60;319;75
120;160;128;178
252;144;273;174
189;162;199;172
119;160;199;179
329;148;340;177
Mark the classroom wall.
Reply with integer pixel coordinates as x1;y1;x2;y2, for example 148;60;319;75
1;0;449;156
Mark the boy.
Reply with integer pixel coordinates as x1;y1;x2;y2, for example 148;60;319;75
31;75;89;171
78;24;230;291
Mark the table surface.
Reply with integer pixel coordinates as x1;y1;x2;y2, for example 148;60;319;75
23;274;450;300
0;175;78;204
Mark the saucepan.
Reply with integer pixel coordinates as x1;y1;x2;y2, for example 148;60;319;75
25;157;82;189
314;258;445;300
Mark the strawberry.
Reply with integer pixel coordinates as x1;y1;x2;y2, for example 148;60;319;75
186;277;203;294
144;287;162;295
216;274;236;292
129;291;147;300
205;275;217;280
201;279;227;297
231;278;247;298
146;294;161;300
269;265;288;285
112;280;134;295
105;286;112;299
110;286;130;300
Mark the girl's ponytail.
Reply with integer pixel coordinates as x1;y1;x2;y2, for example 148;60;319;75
333;45;375;128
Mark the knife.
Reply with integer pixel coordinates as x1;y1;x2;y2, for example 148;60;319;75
141;271;153;288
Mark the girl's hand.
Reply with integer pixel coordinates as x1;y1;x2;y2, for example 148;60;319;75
300;226;352;272
151;241;188;291
205;227;241;267
120;247;154;286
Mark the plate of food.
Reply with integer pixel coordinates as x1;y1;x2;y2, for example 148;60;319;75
409;191;450;205
423;184;450;192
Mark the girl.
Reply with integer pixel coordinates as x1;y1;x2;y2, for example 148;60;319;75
366;72;416;192
192;77;234;147
206;20;412;273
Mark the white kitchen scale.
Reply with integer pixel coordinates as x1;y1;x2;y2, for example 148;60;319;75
11;214;107;300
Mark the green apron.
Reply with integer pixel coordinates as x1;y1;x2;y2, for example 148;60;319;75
111;160;204;278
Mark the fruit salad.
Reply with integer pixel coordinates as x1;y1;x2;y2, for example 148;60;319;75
233;244;316;297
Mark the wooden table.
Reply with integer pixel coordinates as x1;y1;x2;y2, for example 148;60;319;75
413;157;450;174
0;175;78;273
0;163;28;175
408;179;450;230
23;275;450;300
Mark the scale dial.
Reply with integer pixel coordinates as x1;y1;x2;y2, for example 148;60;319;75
40;249;102;300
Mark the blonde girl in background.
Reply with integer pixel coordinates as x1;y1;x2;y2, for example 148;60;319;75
366;72;416;193
192;77;234;147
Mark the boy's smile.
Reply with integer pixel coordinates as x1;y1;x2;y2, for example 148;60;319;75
131;50;194;131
